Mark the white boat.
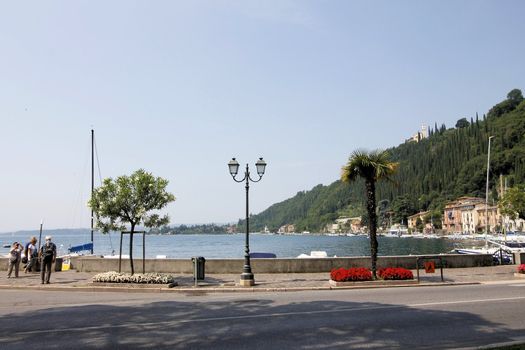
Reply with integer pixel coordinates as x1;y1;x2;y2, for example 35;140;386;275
386;224;408;237
297;251;328;258
452;237;524;264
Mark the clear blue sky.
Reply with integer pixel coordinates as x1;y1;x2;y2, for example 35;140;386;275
1;1;524;232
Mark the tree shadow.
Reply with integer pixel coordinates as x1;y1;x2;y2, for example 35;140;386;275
0;297;522;349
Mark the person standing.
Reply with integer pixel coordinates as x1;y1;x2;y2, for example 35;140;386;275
7;242;22;278
24;237;38;273
39;235;56;284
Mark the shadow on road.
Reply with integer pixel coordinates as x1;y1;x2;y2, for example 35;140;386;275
0;297;521;349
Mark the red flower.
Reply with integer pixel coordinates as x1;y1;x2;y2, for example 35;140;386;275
518;264;525;274
377;267;414;280
330;267;372;282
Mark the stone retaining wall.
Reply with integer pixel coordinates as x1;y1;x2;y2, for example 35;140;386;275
61;254;493;273
1;254;493;273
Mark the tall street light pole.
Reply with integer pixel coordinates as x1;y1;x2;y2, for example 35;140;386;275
485;135;494;248
228;157;267;287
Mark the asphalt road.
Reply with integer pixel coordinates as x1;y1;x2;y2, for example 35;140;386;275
1;283;525;349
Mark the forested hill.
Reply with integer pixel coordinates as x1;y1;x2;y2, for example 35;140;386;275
244;89;525;233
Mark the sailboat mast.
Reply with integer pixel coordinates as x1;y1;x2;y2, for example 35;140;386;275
91;129;94;254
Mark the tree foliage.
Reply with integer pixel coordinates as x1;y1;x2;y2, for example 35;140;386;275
88;169;175;274
455;118;470;128
498;185;525;222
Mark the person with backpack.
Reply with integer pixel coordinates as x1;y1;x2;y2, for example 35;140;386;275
7;242;22;278
39;235;56;284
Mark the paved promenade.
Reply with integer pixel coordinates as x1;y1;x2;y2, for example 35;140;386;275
1;265;523;293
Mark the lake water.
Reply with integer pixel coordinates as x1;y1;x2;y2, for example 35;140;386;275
1;230;458;258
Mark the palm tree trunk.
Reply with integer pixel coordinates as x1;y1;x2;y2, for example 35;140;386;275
129;223;135;275
365;179;378;279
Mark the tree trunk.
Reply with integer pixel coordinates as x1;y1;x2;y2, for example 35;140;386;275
129;223;135;275
365;179;378;279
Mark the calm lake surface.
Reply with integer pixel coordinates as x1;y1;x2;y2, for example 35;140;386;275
1;230;459;258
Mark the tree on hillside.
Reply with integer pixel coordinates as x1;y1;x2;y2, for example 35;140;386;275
455;118;470;128
488;89;524;118
391;195;417;225
341;150;398;278
88;169;175;275
507;89;524;106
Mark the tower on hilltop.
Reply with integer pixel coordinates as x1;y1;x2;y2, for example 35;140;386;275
421;124;428;139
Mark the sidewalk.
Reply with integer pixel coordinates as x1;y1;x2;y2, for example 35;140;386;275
0;265;523;293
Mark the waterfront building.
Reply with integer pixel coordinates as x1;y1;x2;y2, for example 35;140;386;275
476;204;500;233
503;216;525;233
326;217;363;233
442;197;485;233
278;224;296;234
407;211;429;231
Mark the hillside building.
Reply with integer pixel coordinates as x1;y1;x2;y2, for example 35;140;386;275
406;124;429;143
327;217;363;233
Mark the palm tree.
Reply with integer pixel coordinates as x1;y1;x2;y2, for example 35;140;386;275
341;149;398;278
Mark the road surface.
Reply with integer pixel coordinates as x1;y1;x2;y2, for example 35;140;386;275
1;282;525;349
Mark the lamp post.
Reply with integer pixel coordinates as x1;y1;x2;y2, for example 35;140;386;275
228;157;267;287
485;135;494;248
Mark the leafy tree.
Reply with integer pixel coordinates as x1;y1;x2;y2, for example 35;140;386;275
88;169;175;274
499;185;525;223
455;118;470;128
341;150;398;278
507;89;524;106
391;195;417;225
415;217;424;232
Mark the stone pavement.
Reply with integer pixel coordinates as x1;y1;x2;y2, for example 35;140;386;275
0;265;523;293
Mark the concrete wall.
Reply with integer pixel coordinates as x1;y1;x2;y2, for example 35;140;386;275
513;253;525;265
61;254;494;274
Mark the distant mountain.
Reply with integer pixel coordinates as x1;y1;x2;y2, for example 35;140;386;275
244;89;525;232
0;228;91;236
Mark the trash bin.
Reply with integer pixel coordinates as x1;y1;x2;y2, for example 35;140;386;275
54;257;63;272
192;256;205;281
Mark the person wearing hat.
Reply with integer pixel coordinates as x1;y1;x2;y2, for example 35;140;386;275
7;242;22;278
39;235;56;284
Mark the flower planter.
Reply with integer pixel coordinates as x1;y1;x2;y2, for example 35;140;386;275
514;273;525;279
91;281;178;288
329;279;418;287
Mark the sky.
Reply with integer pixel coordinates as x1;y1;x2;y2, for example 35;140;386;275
1;1;524;232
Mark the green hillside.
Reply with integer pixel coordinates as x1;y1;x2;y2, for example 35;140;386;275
244;89;525;233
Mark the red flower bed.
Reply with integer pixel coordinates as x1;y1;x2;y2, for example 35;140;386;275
518;264;525;274
377;267;414;280
330;267;372;282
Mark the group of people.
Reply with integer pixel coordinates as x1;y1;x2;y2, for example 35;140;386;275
7;235;57;284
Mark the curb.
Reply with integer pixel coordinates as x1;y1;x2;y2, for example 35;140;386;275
0;281;481;294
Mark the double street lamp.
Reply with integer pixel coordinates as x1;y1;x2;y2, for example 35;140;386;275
228;157;267;287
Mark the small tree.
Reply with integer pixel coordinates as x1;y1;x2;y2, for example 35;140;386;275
415;217;424;233
498;185;525;230
88;169;175;275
